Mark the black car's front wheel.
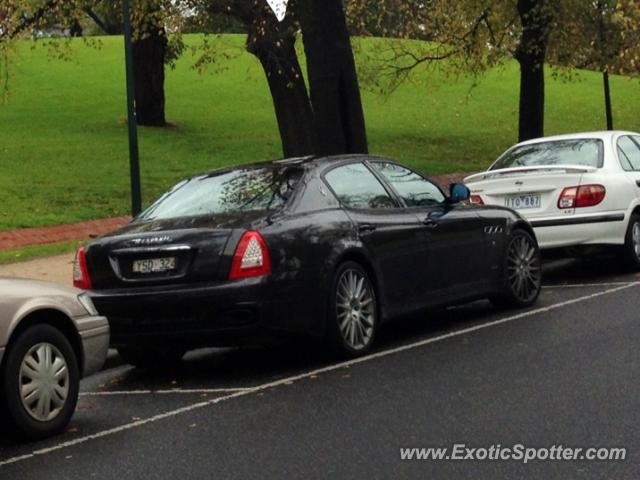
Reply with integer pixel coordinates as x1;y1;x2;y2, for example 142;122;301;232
327;261;378;358
491;229;542;309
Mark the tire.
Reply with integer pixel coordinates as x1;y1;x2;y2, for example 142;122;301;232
1;324;80;440
326;261;378;358
619;214;640;271
490;229;542;309
117;346;186;370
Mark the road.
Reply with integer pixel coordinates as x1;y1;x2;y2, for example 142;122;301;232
1;256;639;479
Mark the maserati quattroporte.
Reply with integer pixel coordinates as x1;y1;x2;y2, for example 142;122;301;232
75;155;541;366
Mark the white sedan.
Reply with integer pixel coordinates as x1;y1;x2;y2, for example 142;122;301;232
465;131;640;267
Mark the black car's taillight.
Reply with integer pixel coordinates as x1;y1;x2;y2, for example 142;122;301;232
228;231;272;280
73;246;93;290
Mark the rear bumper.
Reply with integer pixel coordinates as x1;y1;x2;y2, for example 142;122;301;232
530;212;627;249
88;277;308;348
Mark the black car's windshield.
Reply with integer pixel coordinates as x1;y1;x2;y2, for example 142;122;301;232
137;166;303;221
491;139;604;170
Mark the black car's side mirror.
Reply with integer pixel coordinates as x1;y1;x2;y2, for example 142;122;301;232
448;183;471;204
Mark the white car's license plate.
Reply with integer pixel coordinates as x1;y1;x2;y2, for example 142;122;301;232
132;257;176;274
505;194;541;210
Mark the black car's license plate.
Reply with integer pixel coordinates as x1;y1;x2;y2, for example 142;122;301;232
132;257;176;274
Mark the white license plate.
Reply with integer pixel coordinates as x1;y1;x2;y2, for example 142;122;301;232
505;194;541;210
132;257;176;274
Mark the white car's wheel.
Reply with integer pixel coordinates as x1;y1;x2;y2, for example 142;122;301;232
621;214;640;270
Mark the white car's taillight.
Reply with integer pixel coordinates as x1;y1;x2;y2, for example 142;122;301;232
469;195;484;205
228;231;272;280
558;185;606;209
73;246;93;290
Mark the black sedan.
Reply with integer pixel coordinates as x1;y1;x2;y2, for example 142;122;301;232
74;155;541;366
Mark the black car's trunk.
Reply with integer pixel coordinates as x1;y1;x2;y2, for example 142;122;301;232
86;213;268;289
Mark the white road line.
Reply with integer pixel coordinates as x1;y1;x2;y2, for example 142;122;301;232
2;282;637;468
542;282;633;289
80;388;253;396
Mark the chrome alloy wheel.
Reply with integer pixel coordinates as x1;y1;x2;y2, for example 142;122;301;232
632;222;640;259
506;234;541;302
19;342;70;422
336;269;376;350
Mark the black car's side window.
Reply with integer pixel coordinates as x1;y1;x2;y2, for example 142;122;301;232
324;163;396;210
617;136;640;171
371;162;445;207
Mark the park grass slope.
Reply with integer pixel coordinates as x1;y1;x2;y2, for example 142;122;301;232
0;34;638;230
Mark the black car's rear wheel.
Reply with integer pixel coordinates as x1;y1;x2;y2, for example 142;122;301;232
1;324;79;440
117;347;186;370
327;261;378;358
491;229;541;308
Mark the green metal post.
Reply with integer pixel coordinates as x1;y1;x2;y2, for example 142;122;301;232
123;0;142;216
603;70;614;131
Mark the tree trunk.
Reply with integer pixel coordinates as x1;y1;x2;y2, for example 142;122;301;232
515;0;549;142
298;0;368;155
247;34;314;157
132;30;167;127
517;55;545;142
69;18;83;37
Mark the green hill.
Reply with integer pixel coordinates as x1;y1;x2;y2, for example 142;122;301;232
0;34;638;230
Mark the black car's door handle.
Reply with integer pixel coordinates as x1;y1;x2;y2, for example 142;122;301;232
358;223;377;234
423;217;439;228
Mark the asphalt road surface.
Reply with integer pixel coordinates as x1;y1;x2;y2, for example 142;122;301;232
1;256;639;479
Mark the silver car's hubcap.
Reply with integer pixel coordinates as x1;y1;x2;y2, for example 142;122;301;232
507;235;541;301
19;343;70;422
632;222;640;258
336;269;375;350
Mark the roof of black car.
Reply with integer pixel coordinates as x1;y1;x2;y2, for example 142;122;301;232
273;153;373;166
203;154;377;176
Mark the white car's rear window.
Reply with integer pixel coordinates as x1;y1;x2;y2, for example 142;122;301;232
491;139;604;170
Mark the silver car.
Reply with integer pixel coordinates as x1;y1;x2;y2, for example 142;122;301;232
0;278;109;440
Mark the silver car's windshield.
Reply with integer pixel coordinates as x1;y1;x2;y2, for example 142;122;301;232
491;139;604;170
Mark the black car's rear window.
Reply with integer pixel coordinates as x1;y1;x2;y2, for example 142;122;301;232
137;166;303;221
491;139;604;170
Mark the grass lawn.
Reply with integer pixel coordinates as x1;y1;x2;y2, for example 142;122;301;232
0;34;638;230
0;240;83;265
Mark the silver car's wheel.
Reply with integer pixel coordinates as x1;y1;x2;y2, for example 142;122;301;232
2;324;79;440
336;269;376;350
19;342;70;422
